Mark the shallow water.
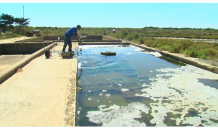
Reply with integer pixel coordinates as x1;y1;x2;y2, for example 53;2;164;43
76;45;218;127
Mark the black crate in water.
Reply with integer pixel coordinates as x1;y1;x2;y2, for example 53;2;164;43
98;67;110;72
121;63;135;71
97;83;113;90
110;64;123;71
123;81;142;89
122;88;140;98
111;78;127;84
111;83;123;90
83;68;98;74
124;71;139;77
137;76;150;84
80;84;96;92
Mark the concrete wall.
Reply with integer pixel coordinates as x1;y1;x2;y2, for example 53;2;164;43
81;42;130;45
44;35;103;40
82;40;122;42
15;37;44;42
44;36;65;40
0;43;56;84
0;42;53;55
14;35;103;42
0;44;2;55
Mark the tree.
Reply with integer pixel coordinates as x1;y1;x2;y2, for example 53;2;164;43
0;14;2;22
13;17;30;35
14;17;30;27
0;13;14;33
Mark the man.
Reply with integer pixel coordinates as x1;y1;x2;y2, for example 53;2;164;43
62;25;81;52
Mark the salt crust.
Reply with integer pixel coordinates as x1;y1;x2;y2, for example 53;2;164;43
142;83;151;87
135;93;149;98
121;88;129;92
86;102;150;126
87;62;218;127
150;105;169;127
80;47;218;126
182;117;202;126
118;84;122;86
142;64;218;126
147;52;162;57
102;90;107;92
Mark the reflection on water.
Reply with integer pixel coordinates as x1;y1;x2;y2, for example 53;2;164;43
76;45;218;127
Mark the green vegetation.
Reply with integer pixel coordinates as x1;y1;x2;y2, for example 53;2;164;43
0;13;31;39
109;27;218;61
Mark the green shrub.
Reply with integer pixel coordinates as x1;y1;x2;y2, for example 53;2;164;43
138;38;144;44
125;34;133;41
121;29;129;38
205;49;218;59
160;45;171;51
144;38;154;47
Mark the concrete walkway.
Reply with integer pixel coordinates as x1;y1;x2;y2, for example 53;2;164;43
0;42;78;126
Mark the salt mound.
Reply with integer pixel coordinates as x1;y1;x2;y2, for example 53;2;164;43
86;102;150;126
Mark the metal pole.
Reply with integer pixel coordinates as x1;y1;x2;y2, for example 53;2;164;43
23;6;24;19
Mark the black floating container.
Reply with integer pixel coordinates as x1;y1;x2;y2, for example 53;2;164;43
101;51;116;56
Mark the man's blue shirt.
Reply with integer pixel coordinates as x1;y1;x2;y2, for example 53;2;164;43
65;27;77;37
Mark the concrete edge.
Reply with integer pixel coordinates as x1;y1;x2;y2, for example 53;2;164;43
62;56;78;126
0;42;56;84
131;42;218;74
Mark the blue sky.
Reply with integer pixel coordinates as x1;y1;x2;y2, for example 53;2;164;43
1;1;218;29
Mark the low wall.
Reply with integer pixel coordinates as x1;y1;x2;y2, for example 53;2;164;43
0;42;53;55
0;43;56;84
81;42;130;45
14;35;103;42
44;35;103;40
15;37;44;42
0;44;2;55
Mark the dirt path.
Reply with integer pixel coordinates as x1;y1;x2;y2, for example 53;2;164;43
0;36;34;43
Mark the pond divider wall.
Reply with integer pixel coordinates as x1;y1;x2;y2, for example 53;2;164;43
0;41;53;55
0;42;56;84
